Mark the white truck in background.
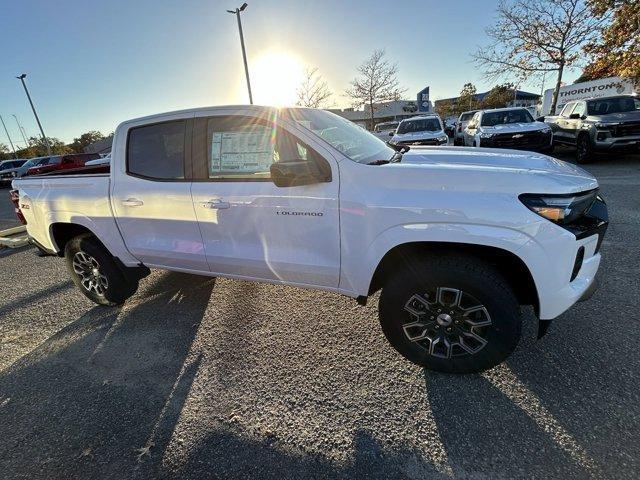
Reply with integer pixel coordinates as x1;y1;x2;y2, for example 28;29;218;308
541;76;637;116
11;106;608;374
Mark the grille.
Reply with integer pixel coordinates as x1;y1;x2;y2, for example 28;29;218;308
613;122;640;138
491;131;548;148
397;139;440;146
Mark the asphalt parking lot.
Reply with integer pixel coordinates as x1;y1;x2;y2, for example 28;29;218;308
0;146;639;480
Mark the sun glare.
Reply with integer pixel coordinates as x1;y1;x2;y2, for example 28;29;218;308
249;50;305;107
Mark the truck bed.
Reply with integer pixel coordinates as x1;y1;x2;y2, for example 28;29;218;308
11;173;121;255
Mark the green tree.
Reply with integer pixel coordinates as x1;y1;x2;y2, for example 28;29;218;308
27;136;71;157
458;83;477;112
0;143;11;161
473;0;605;114
582;0;640;84
68;130;105;154
481;83;516;109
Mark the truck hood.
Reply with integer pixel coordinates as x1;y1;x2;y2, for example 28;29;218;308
479;121;548;134
389;146;598;194
589;111;640;123
392;130;445;141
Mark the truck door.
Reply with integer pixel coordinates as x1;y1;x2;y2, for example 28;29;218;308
553;102;575;143
190;112;340;288
111;116;209;271
564;101;586;144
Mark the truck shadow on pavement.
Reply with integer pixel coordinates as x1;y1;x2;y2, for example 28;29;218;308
0;268;635;479
0;271;215;480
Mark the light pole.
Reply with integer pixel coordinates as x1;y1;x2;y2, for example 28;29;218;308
0;115;18;159
12;114;28;147
16;74;51;156
226;3;253;105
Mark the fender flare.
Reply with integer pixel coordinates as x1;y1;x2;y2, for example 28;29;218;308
343;222;547;301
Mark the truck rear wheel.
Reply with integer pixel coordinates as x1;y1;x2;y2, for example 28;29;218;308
379;255;522;373
64;234;138;306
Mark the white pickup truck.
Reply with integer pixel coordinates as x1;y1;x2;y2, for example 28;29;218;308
12;106;608;373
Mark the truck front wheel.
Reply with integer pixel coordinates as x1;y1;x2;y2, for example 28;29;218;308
64;234;138;306
379;255;522;373
576;133;593;164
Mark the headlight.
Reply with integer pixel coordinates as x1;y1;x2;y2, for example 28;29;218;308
519;190;598;224
437;135;448;143
479;131;494;138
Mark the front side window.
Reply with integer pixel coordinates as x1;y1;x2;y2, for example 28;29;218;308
127;120;185;180
468;113;480;128
572;102;586;117
204;115;325;180
397;118;442;134
480;109;534;126
559;103;575;117
459;112;476;122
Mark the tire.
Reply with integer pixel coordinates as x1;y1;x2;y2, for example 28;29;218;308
540;144;554;154
576;134;593;164
64;234;138;306
379;255;522;374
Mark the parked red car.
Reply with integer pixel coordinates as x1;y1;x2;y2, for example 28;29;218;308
25;153;101;176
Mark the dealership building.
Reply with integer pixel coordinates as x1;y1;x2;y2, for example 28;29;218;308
434;89;540;112
327;99;434;130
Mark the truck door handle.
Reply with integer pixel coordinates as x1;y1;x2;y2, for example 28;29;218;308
122;198;144;207
202;199;230;210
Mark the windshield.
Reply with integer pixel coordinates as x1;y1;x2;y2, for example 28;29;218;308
285;108;395;164
481;109;534;126
397;118;442;134
587;96;640;115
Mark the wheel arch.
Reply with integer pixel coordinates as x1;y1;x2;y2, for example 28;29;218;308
50;222;108;257
368;241;539;315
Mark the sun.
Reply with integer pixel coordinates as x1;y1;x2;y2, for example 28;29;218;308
249;50;305;107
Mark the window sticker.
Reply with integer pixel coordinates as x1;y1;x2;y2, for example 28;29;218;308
210;126;274;175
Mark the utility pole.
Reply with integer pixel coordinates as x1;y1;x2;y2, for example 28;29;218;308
16;74;51;156
0;115;18;159
12;114;28;147
226;3;253;104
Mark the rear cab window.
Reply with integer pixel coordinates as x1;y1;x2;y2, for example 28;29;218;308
127;120;186;180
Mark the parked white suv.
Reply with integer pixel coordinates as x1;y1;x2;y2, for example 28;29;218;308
464;107;553;152
453;110;478;146
390;115;448;146
12;106;607;373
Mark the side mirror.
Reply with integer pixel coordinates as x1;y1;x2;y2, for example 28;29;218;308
388;131;394;137
270;159;329;187
569;113;581;119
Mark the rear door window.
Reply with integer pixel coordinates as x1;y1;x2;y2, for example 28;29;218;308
127;120;186;180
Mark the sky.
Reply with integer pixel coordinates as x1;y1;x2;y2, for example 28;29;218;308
0;0;585;144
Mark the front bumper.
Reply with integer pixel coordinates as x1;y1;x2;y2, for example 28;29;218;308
594;136;640;152
538;195;608;319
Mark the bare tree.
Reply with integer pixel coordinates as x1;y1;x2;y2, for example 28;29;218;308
345;49;406;130
474;0;606;113
296;67;333;108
